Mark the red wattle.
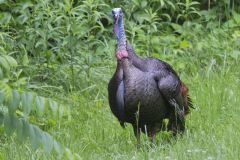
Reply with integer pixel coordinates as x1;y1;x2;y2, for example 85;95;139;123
116;50;128;60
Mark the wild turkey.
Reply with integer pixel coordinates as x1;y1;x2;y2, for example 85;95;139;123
108;8;193;144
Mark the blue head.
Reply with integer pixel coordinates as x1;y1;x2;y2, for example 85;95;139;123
112;8;123;25
112;8;126;45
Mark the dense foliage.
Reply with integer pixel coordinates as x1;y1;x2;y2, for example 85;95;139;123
0;0;240;159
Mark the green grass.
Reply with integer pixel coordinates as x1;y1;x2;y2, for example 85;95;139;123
0;58;239;160
1;1;240;159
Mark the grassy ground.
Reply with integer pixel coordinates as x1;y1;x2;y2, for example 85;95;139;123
0;52;239;160
1;1;240;159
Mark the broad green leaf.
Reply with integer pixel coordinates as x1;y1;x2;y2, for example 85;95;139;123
74;154;82;160
21;92;33;116
4;115;18;136
45;50;53;60
35;96;45;116
30;125;43;150
180;40;190;49
49;100;58;116
171;23;183;33
42;132;54;153
0;90;4;104
22;53;29;66
8;90;20;114
64;148;74;160
58;104;65;118
13;77;27;87
22;119;31;140
0;0;7;4
4;55;17;68
0;12;12;25
27;124;38;149
141;1;147;8
0;111;4;125
0;67;3;79
1;82;12;102
231;50;240;61
161;13;171;21
0;56;10;72
16;14;29;25
190;1;200;6
133;11;149;24
166;1;175;9
3;115;65;155
16;119;23;142
54;140;64;155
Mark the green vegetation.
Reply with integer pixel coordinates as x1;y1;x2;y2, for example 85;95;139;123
0;0;239;159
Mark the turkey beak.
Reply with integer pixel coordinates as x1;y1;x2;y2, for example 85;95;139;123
114;14;119;25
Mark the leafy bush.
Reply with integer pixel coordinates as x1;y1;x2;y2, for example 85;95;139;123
0;0;240;158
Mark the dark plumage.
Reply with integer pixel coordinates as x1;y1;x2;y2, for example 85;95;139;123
108;8;193;143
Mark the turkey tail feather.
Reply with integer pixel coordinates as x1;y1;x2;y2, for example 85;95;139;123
180;82;194;115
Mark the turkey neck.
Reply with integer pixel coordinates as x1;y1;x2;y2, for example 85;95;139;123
115;15;126;51
115;17;143;68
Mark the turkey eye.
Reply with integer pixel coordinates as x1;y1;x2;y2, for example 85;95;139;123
112;10;115;15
